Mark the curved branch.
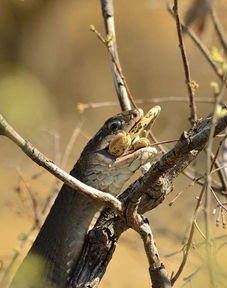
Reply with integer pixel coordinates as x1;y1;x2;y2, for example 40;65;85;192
100;0;132;111
71;111;227;287
0;114;123;213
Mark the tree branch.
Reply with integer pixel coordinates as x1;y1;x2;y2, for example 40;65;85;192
173;0;197;124
209;7;227;55
70;109;227;287
167;2;227;85
100;0;133;111
0;114;123;213
76;97;214;112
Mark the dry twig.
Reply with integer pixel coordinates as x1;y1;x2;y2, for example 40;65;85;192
90;24;137;110
209;7;227;55
171;186;205;285
167;2;227;84
0;114;123;213
99;0;136;111
173;0;198;124
76;97;214;112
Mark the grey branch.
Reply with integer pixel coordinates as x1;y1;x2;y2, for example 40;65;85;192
209;7;227;55
71;110;227;288
0;114;123;213
173;0;198;124
77;97;214;112
2;108;227;288
167;2;226;84
100;0;131;111
0;113;170;287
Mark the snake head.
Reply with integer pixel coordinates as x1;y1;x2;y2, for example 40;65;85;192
82;109;143;156
81;106;161;167
80;107;161;195
83;106;161;159
107;106;161;157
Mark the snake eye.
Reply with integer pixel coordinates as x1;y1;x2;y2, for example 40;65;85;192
108;120;122;131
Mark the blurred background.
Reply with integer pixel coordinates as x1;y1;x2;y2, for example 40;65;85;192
0;0;227;287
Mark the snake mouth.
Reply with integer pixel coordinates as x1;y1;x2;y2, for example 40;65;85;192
107;106;161;158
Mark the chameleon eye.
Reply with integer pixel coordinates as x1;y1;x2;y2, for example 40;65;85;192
108;120;122;131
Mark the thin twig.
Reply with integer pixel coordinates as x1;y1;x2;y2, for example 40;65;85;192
195;235;227;249
100;0;131;110
171;186;205;285
61;119;85;170
211;188;227;213
173;0;197;124
77;97;214;112
41;120;85;216
221;209;226;229
17;170;41;229
209;7;227;55
90;25;137;110
210;135;227;171
167;2;227;84
45;130;61;165
203;83;226;286
182;166;226;195
210;149;227;193
194;220;206;240
149;131;167;154
150;138;178;146
169;180;196;206
0;114;123;213
221;128;227;181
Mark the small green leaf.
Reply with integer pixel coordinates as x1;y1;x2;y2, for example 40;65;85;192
210;81;220;94
223;62;227;73
215;104;227;118
89;24;95;32
211;47;225;63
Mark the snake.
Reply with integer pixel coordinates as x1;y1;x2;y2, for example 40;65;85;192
10;106;161;288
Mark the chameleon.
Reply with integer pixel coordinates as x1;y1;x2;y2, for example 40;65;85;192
9;106;160;288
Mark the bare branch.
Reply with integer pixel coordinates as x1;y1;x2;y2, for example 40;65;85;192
77;97;214;112
125;199;171;288
90;25;137;110
60;110;227;288
99;0;133;111
171;186;205;285
17;170;41;229
210;153;227;194
61;119;85;170
0;114;123;213
41;120;85;217
204;86;226;285
167;3;227;84
209;7;227;55
173;0;197;124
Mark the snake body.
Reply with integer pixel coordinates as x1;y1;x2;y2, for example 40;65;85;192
10;107;160;288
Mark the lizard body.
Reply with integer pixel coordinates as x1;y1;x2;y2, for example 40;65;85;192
10;108;159;288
